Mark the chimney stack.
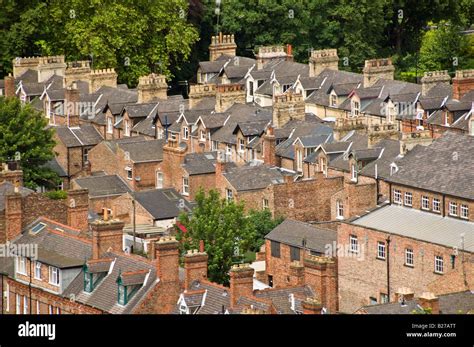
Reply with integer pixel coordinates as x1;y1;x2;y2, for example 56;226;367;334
209;33;237;62
418;292;440;314
91;218;125;259
137;73;168;103
420;71;451;96
452;69;474;100
154;236;180;283
289;261;305;286
309;49;339;77
302;297;323;314
263;125;277;166
67;189;89;231
363;58;395;88
65;82;81;127
4;191;23;242
184;249;208;289
4;74;15;98
229;263;254;308
303;255;338;313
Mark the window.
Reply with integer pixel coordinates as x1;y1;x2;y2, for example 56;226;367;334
330;93;337;107
433;198;441;213
351;100;360;117
239;138;245;152
16;294;21;314
435;256;444;274
320;157;327;176
34;261;42;280
36;300;40;314
249;81;254;96
118;283;139;306
369;297;378;305
125;167;133;180
83;148;89;163
449;202;458;216
296;149;303;171
421;196;430;210
5;283;9;312
23;295;28;314
351;163;357;182
262;198;269;210
226;144;232;159
404;192;413;207
350;235;359;254
48;305;53;315
200;130;206;141
211;141;218;151
124;120;130;137
393;189;402;204
156;172;163;189
83;267;106;293
182;177;189;195
183;126;189;140
271;241;281;258
226;189;233;202
336;200;344;220
377;242;386;260
17;257;26;275
380;293;389;304
461;204;469;219
107;117;113;134
157;128;164;139
405;248;414;267
49;266;60;286
290;246;301;262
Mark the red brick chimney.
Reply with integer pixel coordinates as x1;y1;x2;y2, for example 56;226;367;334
263;125;277;166
395;287;415;303
4;190;22;242
289;260;305;286
229;264;254;308
154;236;180;284
452;69;474;100
65;82;80;127
91;218;125;259
0;163;23;187
4;74;15;98
184;249;208;289
67;189;89;231
302;297;323;314
418;292;440;314
303;255;338;313
286;44;293;62
162;137;187;194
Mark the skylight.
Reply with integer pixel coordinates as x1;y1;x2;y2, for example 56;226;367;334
30;222;47;234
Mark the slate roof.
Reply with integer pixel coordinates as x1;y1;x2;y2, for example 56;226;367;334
131;188;193;220
223;164;286;191
74;174;132;198
386;132;474;200
352;205;474;253
265;219;336;254
182;152;217;175
188;280;230;314
122;103;158;119
255;285;315;314
105;139;164;163
55;124;103;147
42;158;67;177
360;291;474;314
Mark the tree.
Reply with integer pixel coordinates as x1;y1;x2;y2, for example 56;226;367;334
176;189;255;285
1;0;199;86
0;96;58;189
247;209;284;251
418;21;474;72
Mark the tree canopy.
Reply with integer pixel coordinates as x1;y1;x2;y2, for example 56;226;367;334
0;96;58;189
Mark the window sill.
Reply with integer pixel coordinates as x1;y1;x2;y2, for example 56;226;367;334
182;192;189;197
433;271;443;276
336;216;344;220
404;263;414;268
48;282;60;287
376;256;386;261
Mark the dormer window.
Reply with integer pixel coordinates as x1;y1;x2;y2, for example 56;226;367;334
351;100;360;117
117;282;140;306
200;130;206;141
107;117;113;134
330;92;337;107
83;265;107;293
183;126;189;140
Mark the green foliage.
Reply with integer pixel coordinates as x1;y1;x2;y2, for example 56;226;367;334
1;0;199;86
0;96;58;189
419;21;474;72
247;209;284;251
176;189;255;285
45;190;67;200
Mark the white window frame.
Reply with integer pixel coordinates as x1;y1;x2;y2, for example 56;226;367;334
262;198;269;210
200;130;206;141
125;167;133;180
349;235;359;254
226;189;233;202
351;100;360;117
320;157;327;176
433;198;441;213
404;192;413;207
405;248;414;267
17;257;27;275
296;149;303;172
336;200;344;220
23;295;28;314
330;92;337;107
36;300;40;314
377;241;386;260
182;177;189;196
435;256;444;274
449;202;458;216
351;164;357;182
48;304;53;315
34;261;42;280
16;294;21;314
107;117;113;134
211;141;218;151
49;266;60;286
124;120;130;137
393;190;402;204
5;283;9;312
460;204;469;219
238;138;245;153
421;196;429;210
156;171;163;189
183;126;189;140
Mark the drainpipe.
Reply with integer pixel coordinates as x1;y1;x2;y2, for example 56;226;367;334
386;235;391;301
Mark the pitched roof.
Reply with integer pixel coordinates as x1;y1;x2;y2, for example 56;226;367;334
74;174;132;198
255;285;315;314
113;139;164;163
182;152;217;175
386;132;474;200
223;164;286;191
132;188;193;220
265;219;336;253
55;124;103;147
